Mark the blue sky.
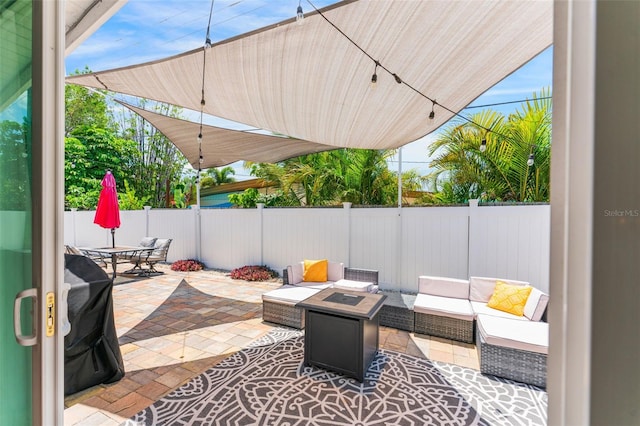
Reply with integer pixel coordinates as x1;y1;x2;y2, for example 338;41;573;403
66;0;553;179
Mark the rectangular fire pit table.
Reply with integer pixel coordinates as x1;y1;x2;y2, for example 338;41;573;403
297;287;387;382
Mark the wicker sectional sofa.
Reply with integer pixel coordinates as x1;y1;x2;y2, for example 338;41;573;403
262;262;379;329
413;275;549;388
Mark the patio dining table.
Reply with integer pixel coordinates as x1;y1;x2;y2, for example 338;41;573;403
78;246;154;281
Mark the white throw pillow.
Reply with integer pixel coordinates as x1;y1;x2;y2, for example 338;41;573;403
524;287;549;321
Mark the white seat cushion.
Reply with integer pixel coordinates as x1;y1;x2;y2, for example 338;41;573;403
302;283;334;290
333;279;373;293
471;301;529;321
476;314;548;354
414;294;474;321
262;286;320;306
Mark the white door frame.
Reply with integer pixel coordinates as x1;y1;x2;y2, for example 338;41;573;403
31;1;66;423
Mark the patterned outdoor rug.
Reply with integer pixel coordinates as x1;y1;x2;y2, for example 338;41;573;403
124;329;546;425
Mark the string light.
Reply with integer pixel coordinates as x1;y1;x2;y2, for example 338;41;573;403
371;60;379;88
305;0;540;155
204;0;215;50
197;0;215;169
480;138;487;152
527;153;535;166
429;100;436;120
296;1;304;24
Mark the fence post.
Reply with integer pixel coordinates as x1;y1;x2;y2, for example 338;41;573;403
342;202;352;266
193;206;201;261
70;208;78;246
143;206;151;237
257;203;265;265
467;199;479;278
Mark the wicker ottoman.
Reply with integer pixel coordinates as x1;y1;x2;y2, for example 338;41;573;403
476;313;548;388
378;291;416;332
262;286;320;329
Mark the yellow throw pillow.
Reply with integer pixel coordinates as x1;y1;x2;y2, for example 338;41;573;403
487;281;533;316
303;259;328;282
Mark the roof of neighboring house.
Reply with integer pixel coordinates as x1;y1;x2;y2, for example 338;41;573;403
200;179;274;197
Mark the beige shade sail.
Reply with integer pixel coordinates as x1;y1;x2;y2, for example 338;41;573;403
67;0;553;150
118;101;336;169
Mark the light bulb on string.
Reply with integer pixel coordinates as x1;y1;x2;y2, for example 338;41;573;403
479;138;487;152
393;73;402;84
204;37;212;50
527;153;535;166
197;133;203;143
429;100;436;120
199;155;204;165
370;61;379;89
296;2;304;24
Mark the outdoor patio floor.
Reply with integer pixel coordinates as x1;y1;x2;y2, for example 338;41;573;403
63;264;479;426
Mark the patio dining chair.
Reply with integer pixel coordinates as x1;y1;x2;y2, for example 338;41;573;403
126;238;173;276
65;245;108;268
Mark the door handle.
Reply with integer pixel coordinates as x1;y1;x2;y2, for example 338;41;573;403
14;288;38;346
59;283;71;336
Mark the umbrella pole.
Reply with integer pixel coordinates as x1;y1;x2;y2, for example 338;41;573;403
111;228;115;248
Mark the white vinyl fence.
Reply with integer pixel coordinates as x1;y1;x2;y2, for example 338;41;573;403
64;200;550;293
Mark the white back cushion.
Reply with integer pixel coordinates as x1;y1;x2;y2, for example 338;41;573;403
524;287;549;321
287;262;304;285
327;261;344;282
418;276;469;299
469;276;530;302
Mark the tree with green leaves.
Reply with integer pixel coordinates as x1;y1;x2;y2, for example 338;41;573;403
65;68;112;136
201;166;236;188
425;90;551;204
240;148;422;207
0;119;30;210
64;125;141;209
115;99;187;208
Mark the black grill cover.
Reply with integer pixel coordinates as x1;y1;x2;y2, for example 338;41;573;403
64;254;125;395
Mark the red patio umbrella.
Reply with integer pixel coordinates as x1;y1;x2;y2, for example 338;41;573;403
94;170;121;248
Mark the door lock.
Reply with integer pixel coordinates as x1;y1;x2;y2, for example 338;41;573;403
46;292;55;337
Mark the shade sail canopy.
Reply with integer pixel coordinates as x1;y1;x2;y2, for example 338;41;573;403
67;0;552;150
118;101;336;169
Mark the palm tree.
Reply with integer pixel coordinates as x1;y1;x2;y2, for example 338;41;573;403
201;166;236;188
247;149;406;206
339;149;397;205
427;90;551;203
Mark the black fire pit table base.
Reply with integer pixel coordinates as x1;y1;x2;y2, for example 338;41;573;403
297;288;386;382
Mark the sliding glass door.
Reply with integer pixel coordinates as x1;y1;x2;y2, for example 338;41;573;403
1;0;65;423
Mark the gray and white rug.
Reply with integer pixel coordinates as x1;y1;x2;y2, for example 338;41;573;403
125;329;546;425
